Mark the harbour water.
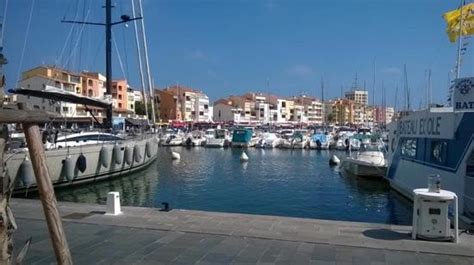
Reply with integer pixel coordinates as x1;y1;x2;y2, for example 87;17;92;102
43;147;414;225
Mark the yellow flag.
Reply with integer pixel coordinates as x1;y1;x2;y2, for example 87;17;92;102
444;3;474;42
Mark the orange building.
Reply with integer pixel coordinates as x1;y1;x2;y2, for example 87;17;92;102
111;80;129;113
155;89;182;122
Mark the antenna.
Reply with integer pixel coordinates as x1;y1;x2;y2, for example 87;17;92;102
372;59;376;106
403;64;410;111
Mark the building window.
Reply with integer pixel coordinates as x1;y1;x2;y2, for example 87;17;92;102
204;104;209;109
88;79;93;86
118;86;122;91
131;104;134;109
118;95;122;100
199;111;204;116
401;139;417;158
62;106;68;112
88;89;93;97
118;103;122;108
282;102;286;107
218;110;221;118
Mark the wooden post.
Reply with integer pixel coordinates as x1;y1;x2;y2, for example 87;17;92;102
0;123;13;264
22;123;72;264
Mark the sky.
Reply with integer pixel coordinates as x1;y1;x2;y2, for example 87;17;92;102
2;0;471;110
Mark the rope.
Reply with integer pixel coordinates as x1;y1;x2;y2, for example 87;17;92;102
15;0;35;86
113;31;127;79
0;0;8;48
62;9;91;68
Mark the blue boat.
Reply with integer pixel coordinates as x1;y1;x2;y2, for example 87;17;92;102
231;128;253;147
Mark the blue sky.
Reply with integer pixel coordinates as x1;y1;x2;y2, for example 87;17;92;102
3;0;469;109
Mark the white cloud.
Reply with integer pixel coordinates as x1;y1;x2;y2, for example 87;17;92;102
287;64;314;77
189;49;208;61
380;66;401;75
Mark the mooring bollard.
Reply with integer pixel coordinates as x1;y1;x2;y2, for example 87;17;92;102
106;192;122;215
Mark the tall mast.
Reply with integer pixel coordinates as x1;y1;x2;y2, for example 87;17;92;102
105;0;113;128
372;59;376;106
131;0;148;120
321;78;325;126
62;1;142;129
138;0;156;125
456;0;465;79
403;64;410;111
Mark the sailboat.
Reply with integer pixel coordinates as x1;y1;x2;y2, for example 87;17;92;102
6;0;159;193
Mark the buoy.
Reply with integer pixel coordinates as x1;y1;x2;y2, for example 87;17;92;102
17;157;35;188
171;151;181;160
99;146;110;168
133;145;142;163
76;153;87;173
112;144;123;165
124;146;133;165
329;154;340;166
61;155;75;182
145;141;152;158
240;151;249;162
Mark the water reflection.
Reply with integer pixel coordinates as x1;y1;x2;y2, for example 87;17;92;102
53;162;159;207
42;147;412;225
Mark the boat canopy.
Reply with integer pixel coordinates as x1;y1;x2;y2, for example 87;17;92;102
10;87;112;109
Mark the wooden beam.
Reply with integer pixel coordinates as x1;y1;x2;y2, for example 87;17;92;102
23;123;72;264
0;108;58;123
0;123;13;264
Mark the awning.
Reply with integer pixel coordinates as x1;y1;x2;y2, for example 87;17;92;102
10;87;112;109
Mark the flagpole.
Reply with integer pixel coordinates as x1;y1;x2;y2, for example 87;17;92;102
456;0;465;79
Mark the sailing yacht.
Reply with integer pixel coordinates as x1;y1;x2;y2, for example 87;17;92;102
6;0;159;193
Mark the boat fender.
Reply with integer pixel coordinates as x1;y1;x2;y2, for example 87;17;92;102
17;157;35;188
329;154;340;166
99;146;110;168
112;144;123;165
76;153;87;173
124;146;133;165
133;145;142;163
316;140;322;147
171;151;180;160
344;138;349;147
240;151;249;162
61;156;75;182
145;141;152;158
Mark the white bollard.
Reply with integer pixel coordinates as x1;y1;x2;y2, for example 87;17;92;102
106;191;122;215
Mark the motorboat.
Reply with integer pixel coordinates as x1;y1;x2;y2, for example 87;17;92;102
309;133;332;149
342;150;387;178
205;129;230;148
184;131;206;147
231;128;253;147
256;132;280;148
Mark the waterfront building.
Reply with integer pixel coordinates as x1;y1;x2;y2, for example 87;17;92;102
345;90;369;106
127;87;136;113
133;90;144;102
19;66;83;118
331;99;355;125
159;85;210;122
213;98;243;123
111;80;130;114
156;89;182;122
375;106;395;125
18;66;142;126
292;95;323;125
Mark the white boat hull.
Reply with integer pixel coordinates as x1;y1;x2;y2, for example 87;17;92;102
9;135;158;193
